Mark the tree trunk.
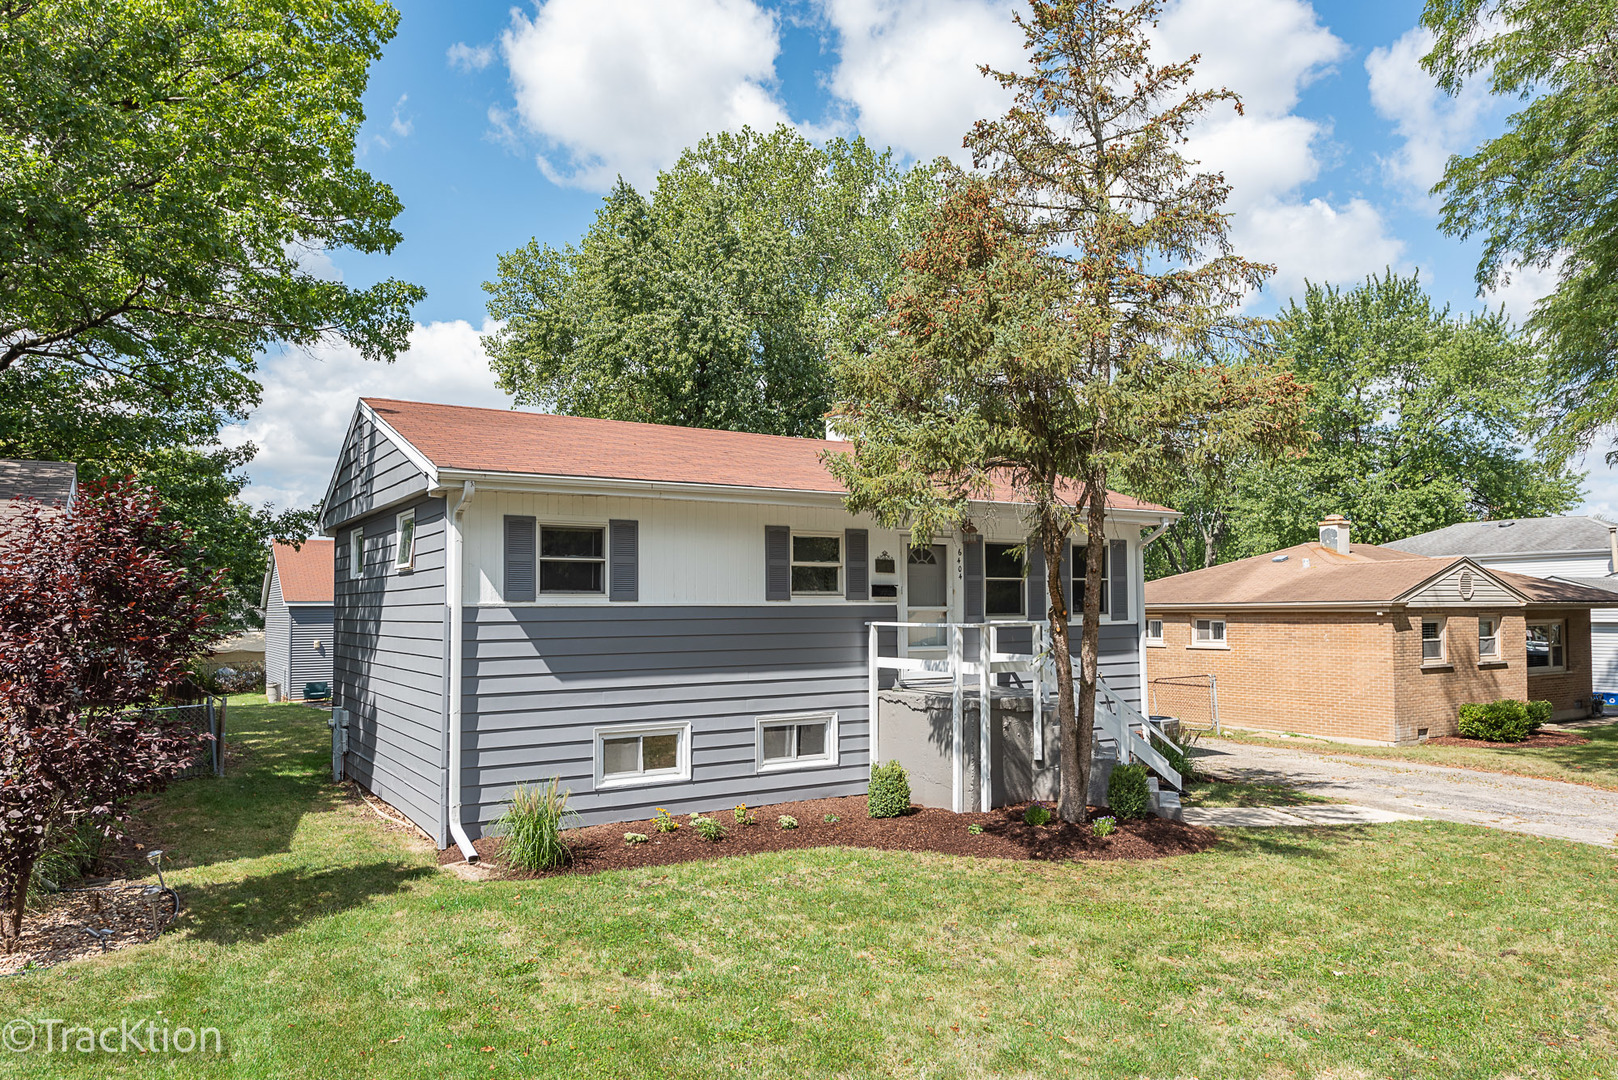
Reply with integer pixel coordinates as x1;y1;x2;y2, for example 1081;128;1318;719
2;855;35;951
1067;483;1109;824
1046;521;1084;823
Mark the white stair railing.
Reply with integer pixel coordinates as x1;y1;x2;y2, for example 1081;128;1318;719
1091;669;1182;791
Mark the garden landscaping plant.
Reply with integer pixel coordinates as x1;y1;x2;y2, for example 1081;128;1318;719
867;761;912;818
1023;803;1053;826
1108;765;1152;820
0;479;223;948
692;816;725;842
778;815;798;830
1092;815;1117;838
490;778;577;871
1457;699;1548;743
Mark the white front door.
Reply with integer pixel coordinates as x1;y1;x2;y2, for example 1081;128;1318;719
903;543;950;656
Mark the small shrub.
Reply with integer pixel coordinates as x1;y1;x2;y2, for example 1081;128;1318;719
733;804;754;825
1108;764;1151;820
1527;700;1553;731
624;832;648;845
778;815;799;830
1092;815;1116;838
491;777;577;870
967;824;984;836
1458;699;1535;742
1022;802;1052;826
692;816;725;841
867;760;912;818
653;808;679;833
823;813;839;824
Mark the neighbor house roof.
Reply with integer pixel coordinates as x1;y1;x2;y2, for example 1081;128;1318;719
0;458;76;526
1550;575;1618;595
270;539;334;604
360;398;1174;514
1145;540;1618;609
1385;516;1617;557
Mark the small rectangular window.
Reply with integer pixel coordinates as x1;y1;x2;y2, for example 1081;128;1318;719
596;723;690;787
1421;617;1446;663
757;712;837;771
984;542;1025;617
349;529;364;579
1193;618;1225;645
394;510;416;571
1527;621;1564;670
1146;618;1164;644
791;534;841;595
1478;616;1500;660
1072;543;1110;616
540;525;605;594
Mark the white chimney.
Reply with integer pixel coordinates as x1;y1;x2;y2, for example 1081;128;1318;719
823;417;845;442
1318;514;1351;555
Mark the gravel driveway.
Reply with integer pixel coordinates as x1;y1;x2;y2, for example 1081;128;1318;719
1193;739;1618;848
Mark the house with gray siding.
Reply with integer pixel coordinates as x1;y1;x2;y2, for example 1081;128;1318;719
318;398;1176;855
262;539;335;701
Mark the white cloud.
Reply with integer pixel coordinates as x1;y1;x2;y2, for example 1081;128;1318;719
498;0;790;190
1483;256;1565;323
1365;26;1493;196
447;41;495;73
1239;198;1407;298
389;94;414;139
228;321;513;512
819;0;1024;164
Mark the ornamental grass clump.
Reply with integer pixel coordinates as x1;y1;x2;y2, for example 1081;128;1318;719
867;760;911;818
1107;764;1151;820
492;777;577;870
692;816;725;842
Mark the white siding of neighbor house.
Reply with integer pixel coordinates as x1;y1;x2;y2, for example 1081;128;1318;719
1473;552;1613;578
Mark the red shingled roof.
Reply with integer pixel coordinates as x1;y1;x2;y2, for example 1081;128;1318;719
362;398;1173;513
272;538;333;604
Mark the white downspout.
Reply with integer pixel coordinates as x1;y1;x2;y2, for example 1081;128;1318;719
1138;518;1171;730
446;480;479;862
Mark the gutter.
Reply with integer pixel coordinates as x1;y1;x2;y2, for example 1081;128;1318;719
445;480;479;862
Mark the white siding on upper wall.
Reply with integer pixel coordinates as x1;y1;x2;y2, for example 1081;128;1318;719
1475;553;1612;578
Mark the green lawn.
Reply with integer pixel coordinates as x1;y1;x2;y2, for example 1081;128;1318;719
4;697;1617;1079
1207;723;1618;790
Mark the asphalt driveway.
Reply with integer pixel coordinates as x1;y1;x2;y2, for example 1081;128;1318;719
1192;739;1618;848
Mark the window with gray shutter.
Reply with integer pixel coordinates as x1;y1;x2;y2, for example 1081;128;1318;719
609;519;638;602
764;525;790;601
503;516;536;603
844;529;869;602
1109;538;1129;622
963;536;984;622
1026;536;1046;620
1071;542;1109;616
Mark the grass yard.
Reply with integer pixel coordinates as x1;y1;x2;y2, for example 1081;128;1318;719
1208;723;1618;791
3;697;1616;1079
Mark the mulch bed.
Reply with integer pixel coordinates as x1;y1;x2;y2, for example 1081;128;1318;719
1;881;177;976
438;794;1218;878
1426;730;1590;750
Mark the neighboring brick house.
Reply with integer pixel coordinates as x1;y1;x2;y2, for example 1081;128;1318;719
0;458;76;529
1144;516;1616;744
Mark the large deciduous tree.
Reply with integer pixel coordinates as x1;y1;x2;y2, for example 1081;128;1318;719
482;125;941;437
1422;0;1618;459
0;0;421;622
0;480;225;946
828;0;1309;823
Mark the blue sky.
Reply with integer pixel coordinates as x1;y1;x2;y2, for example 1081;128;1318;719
229;0;1614;519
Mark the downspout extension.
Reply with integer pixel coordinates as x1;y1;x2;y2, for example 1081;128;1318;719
1141;517;1173;548
448;479;479;863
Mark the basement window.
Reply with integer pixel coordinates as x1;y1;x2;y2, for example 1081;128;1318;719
756;712;837;772
595;723;691;788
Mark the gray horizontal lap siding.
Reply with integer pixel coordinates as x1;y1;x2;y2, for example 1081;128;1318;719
287;606;335;697
264;567;291;698
461;604;897;830
335;494;448;847
324;413;430;530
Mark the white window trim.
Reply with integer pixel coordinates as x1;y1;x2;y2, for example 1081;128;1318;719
538;522;608;597
755;711;840;773
349;528;364;579
592;721;692;790
1072;541;1128;624
394;509;416;571
1527;619;1567;674
790;531;843;597
1189;616;1228;650
1145;618;1165;647
1477;614;1503;666
984;540;1027;619
1420;615;1448;667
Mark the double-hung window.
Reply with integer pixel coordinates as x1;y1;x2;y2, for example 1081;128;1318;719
1072;544;1110;616
757;712;837;771
1527;621;1565;671
394;510;416;571
1421;617;1447;663
1477;616;1501;661
540;525;605;594
596;723;690;788
791;535;841;595
1192;617;1225;647
984;542;1025;617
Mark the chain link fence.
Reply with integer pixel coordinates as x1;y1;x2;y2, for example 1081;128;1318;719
131;698;226;780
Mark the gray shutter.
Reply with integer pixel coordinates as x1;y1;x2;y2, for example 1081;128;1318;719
609;519;638;602
1063;542;1077;615
765;525;790;601
963;535;984;622
1109;538;1129;622
503;515;536;603
845;528;869;602
1026;535;1046;621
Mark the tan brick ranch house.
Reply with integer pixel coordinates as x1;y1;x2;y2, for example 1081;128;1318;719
1143;517;1617;744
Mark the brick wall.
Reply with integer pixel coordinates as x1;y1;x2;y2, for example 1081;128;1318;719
1392;610;1526;741
1146;612;1398;742
1524;607;1593;719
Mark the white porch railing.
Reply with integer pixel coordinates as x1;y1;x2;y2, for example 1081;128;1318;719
866;620;1181;813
